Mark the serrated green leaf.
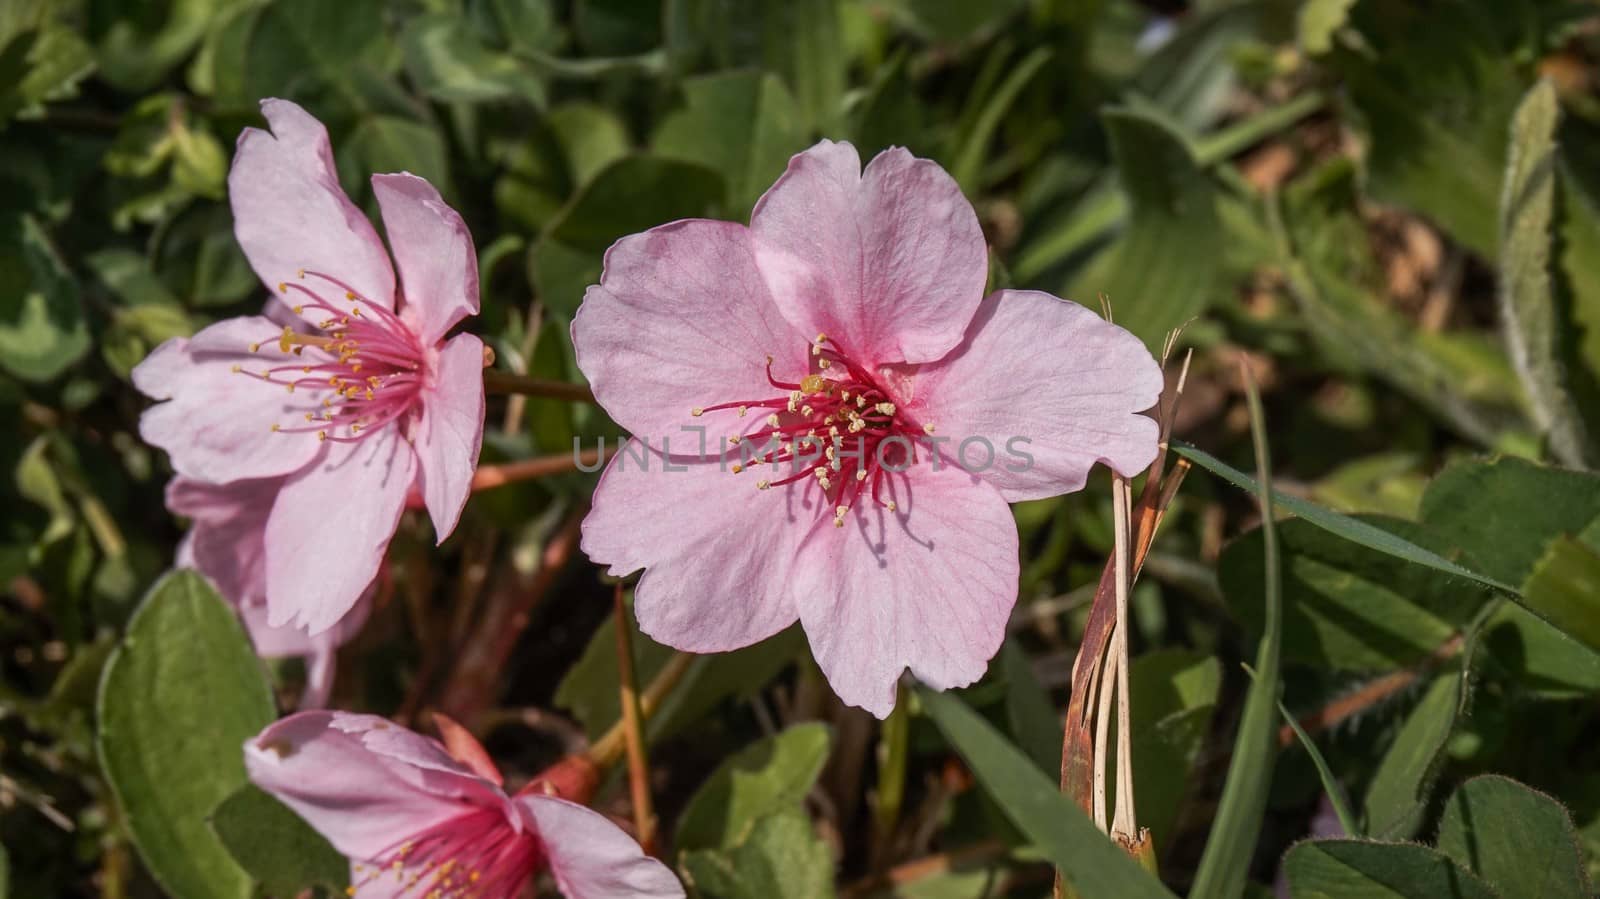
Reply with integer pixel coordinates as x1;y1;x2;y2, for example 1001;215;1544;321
1499;80;1596;467
96;570;276;899
1285;839;1498;899
1436;774;1590;899
676;723;832;852
1362;673;1461;839
1418;456;1600;587
1069;107;1221;348
211;784;348;898
918;688;1177;898
1218;516;1489;671
652;71;806;216
1520;531;1600;652
679;810;835;899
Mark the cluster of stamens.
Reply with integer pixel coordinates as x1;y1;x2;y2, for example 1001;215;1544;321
353;807;542;899
231;270;424;444
691;334;935;528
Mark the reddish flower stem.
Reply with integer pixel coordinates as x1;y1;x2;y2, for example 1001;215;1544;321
483;370;598;404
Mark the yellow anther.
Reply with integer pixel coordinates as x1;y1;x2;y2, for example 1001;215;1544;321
840;391;850;403
345;291;356;300
800;374;828;394
731;462;743;474
757;480;770;490
270;423;280;432
249;342;260;352
815;332;827;343
802;405;814;416
887;500;897;512
230;364;242;373
292;305;304;314
286;383;296;393
834;517;845;528
296;268;305;278
277;282;288;293
857;395;867;408
738;405;748;417
818;358;831;369
304;413;313;421
767;413;780;427
876;402;896;415
923;422;936;434
856;469;867;481
278;326;295;353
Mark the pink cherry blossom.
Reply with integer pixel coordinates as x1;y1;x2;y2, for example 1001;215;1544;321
245;711;683;899
132;98;485;635
167;476;371;708
573;140;1163;718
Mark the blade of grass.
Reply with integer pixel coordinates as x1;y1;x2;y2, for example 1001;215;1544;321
918;689;1177;899
1277;692;1360;836
1173;442;1517;596
1189;365;1281;899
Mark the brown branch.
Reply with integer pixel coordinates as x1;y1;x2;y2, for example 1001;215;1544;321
483;370;597;404
434;506;587;725
470;447;611;491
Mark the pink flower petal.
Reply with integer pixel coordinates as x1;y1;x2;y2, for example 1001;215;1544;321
572;219;806;446
265;426;417;634
581;441;801;652
166;475;280;604
911;290;1162;502
518;795;685;899
413;333;485;543
245;711;480;860
371;172;479;345
791;463;1019;718
229;99;395;311
135;317;326;482
751;141;987;366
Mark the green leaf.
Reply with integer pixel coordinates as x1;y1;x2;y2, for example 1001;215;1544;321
1498;80;1596;468
1284;839;1498;899
1191;370;1281;899
93;0;234;93
1278;697;1359;837
96;570;276;899
947;45;1051;194
1436;775;1590;899
0;840;8;898
1218;517;1489;671
0;215;90;382
547;103;632;189
1362;673;1462;839
1069;107;1222;348
211;784;348;898
676;723;832;852
199;0;390;110
652;71;807;217
1333;3;1525;257
0;25;94;124
1521;535;1600;652
339;116;452;201
552;595;802;744
1129;650;1221;851
664;0;846;132
1177;443;1517;596
400;14;545;105
917;689;1177;898
679;810;835;899
1417;456;1600;587
1297;0;1356;54
883;0;1025;43
529;155;724;316
997;637;1060;775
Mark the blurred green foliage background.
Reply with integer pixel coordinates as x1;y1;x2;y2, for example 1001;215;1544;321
5;0;1600;896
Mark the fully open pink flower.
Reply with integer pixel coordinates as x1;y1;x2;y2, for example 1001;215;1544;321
573;141;1163;717
245;711;683;898
167;476;371;708
132;98;485;634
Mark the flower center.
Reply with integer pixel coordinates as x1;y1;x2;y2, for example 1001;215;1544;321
232;271;425;444
356;806;543;899
691;334;935;528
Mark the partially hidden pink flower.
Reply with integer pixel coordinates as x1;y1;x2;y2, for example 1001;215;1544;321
245;711;684;899
572;141;1163;718
132;98;485;634
168;476;371;708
